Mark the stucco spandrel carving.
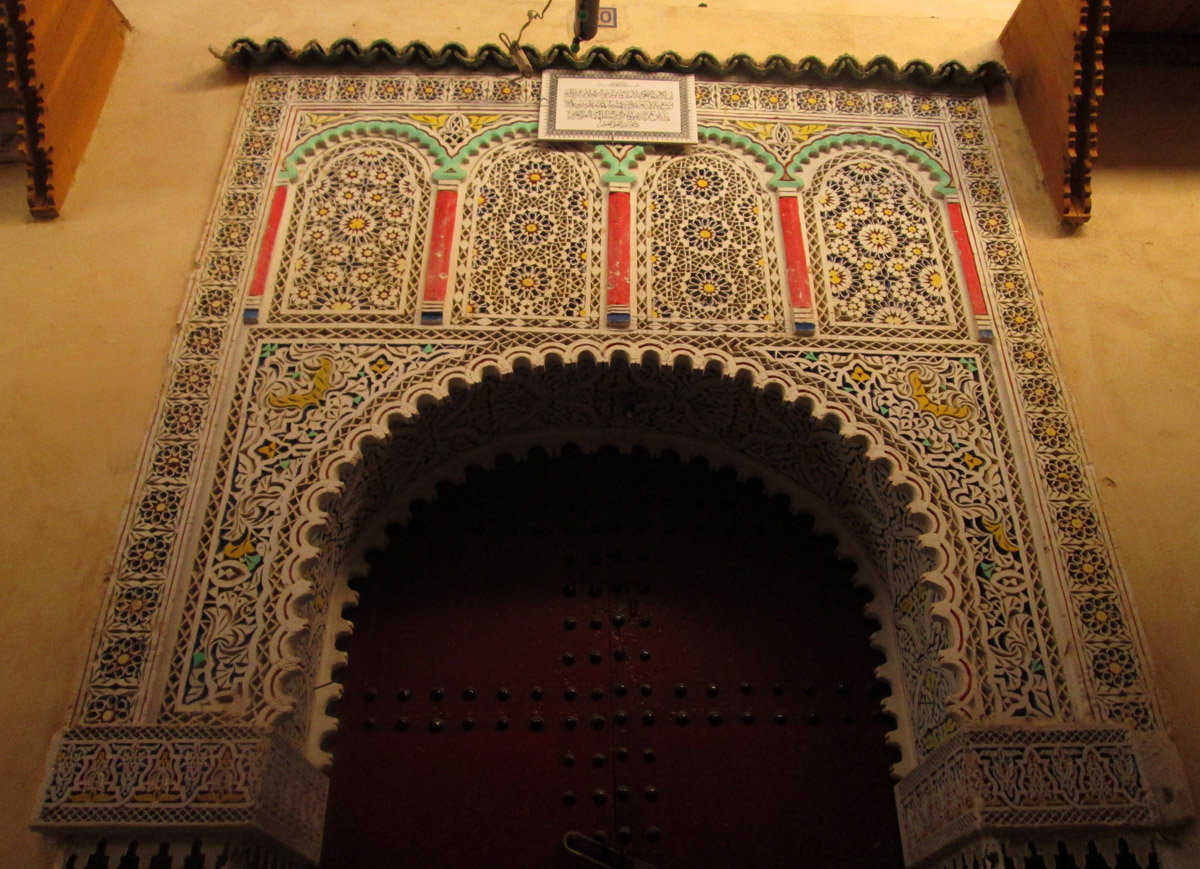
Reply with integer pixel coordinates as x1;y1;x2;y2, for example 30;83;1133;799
181;342;469;712
764;348;1062;727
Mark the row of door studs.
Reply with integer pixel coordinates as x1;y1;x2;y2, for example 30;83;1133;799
571;827;663;845
563;787;658;806
363;710;869;731
565;615;650;629
370;682;876;703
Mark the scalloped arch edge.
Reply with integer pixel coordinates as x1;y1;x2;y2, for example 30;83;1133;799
307;434;921;777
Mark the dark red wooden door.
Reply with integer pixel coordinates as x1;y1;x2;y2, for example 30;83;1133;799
322;447;904;868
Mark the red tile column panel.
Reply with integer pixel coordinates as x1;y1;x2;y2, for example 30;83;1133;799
777;191;815;334
244;184;289;324
947;200;994;341
421;184;459;324
606;187;631;328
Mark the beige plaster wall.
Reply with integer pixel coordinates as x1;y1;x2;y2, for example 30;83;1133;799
1;1;1195;866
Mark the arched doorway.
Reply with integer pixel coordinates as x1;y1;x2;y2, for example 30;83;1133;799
321;444;903;868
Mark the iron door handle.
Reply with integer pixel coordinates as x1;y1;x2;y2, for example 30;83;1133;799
563;832;659;869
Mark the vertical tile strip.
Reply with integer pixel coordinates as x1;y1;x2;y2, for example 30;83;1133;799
244;185;289;324
777;192;815;334
947;200;993;340
606;189;631;328
421;185;459;324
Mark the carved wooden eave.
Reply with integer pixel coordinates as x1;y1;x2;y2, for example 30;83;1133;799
1000;0;1108;225
1;0;129;219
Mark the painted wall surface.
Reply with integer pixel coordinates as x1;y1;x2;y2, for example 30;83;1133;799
1;2;1196;866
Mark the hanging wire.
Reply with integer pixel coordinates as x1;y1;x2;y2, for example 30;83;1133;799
498;0;554;77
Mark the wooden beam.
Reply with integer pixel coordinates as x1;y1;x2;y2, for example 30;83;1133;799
1001;0;1109;224
2;0;128;219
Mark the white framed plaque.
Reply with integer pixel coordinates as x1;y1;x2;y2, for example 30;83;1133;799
539;70;698;144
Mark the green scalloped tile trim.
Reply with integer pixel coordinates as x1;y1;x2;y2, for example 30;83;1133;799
220;39;1007;87
444;120;539;180
278;118;539;182
698;125;800;189
594;145;647;185
790;132;956;196
279;120;451;182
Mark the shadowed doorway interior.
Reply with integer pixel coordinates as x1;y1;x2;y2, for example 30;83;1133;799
321;444;905;868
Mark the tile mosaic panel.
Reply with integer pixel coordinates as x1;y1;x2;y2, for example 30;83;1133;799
807;153;965;333
452;141;605;326
636;148;786;331
272;139;430;319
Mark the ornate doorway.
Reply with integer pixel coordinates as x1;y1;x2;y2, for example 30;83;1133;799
37;71;1191;869
322;446;903;868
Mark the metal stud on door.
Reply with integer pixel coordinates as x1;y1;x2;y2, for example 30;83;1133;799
605;509;903;867
321;448;903;868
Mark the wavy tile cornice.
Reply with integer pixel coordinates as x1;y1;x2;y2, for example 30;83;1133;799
219;38;1008;88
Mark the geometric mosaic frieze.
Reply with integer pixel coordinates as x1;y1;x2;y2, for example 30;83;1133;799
42;70;1187;862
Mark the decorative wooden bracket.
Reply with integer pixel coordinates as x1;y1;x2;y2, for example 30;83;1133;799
1000;0;1109;225
1;0;128;219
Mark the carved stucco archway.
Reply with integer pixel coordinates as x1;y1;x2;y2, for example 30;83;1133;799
287;343;967;778
39;337;1191;868
157;339;960;739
